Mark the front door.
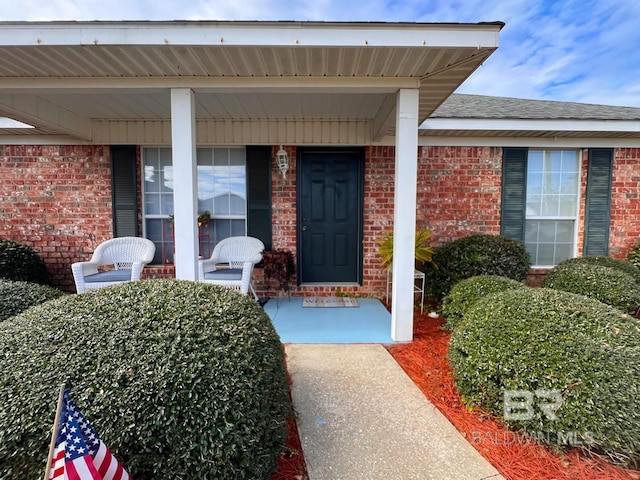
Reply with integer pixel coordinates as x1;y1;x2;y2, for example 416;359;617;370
297;148;363;284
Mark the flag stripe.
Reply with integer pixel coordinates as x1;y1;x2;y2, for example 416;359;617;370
66;455;101;480
46;389;132;480
49;443;66;480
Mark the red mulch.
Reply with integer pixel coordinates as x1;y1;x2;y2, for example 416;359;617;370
387;311;640;480
271;415;307;480
271;369;308;480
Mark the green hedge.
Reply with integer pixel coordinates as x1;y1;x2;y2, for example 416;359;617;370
556;256;640;284
0;279;65;322
627;243;640;271
0;239;51;285
542;262;640;314
0;280;290;479
449;288;640;466
441;275;527;331
422;234;531;300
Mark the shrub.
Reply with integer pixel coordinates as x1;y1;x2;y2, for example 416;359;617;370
449;288;640;466
441;275;527;331
542;262;640;314
0;239;51;285
557;256;640;284
422;234;531;300
627;243;640;270
0;279;65;322
0;280;290;479
377;228;435;270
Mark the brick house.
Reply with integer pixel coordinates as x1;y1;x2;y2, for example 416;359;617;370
1;20;639;340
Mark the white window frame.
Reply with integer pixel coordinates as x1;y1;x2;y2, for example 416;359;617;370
141;146;248;264
525;149;582;268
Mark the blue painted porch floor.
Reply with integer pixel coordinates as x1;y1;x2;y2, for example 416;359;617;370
263;296;395;344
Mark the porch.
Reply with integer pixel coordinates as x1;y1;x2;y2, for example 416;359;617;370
0;20;504;342
264;296;395;344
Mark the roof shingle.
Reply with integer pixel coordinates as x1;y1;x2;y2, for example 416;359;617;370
432;94;640;121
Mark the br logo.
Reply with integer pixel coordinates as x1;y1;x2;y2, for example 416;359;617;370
503;390;563;421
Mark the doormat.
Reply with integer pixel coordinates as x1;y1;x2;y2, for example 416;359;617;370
302;296;359;308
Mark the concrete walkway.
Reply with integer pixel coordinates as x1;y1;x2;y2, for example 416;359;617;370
285;344;504;480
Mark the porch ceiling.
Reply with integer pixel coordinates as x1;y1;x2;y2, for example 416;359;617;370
0;20;503;144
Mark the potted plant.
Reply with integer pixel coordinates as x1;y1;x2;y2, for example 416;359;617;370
377;227;435;270
197;210;211;227
262;249;295;304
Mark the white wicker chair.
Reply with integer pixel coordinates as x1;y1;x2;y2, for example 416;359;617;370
71;237;156;293
198;236;264;300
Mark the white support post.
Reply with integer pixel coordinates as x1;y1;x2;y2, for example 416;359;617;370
391;88;419;342
170;88;199;280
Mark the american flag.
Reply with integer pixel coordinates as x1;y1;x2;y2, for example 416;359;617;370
47;389;131;480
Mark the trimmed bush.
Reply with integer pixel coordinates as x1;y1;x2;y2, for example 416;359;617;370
627;243;640;271
449;288;640;466
422;234;531;300
0;280;290;479
0;279;65;322
441;275;527;331
556;256;640;284
0;239;51;285
542;262;640;314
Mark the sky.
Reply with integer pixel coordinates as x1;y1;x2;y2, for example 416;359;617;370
1;0;639;107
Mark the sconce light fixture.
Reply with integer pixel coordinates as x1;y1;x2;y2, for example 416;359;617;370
276;145;289;179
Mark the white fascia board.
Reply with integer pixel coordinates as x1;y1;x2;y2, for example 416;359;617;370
421;136;640;148
0;76;419;94
421;118;640;133
375;135;640;148
0;22;500;48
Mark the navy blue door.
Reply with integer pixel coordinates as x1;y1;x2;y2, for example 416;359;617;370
297;149;363;283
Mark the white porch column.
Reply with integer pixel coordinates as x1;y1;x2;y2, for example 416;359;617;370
170;88;199;280
391;88;419;342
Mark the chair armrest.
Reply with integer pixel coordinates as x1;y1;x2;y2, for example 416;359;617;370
199;258;221;279
239;261;253;295
71;261;100;277
130;261;144;281
71;261;100;294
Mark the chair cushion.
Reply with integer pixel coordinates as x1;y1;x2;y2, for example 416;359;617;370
84;269;133;283
203;268;243;281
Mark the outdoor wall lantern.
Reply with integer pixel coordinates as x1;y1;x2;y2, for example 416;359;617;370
276;145;289;178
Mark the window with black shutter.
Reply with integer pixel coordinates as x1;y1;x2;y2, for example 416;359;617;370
501;147;586;267
110;146;138;237
584;148;614;256
246;146;273;251
138;146;273;264
500;147;528;242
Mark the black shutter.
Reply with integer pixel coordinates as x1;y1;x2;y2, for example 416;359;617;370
584;148;614;256
246;146;272;251
500;147;528;242
110;146;138;237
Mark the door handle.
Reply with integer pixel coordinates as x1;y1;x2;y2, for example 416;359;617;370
301;226;307;231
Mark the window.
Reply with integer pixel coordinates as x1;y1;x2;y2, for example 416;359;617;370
196;148;247;258
142;147;247;264
502;148;613;266
524;150;580;266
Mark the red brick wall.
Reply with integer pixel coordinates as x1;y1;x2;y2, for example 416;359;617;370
609;148;640;258
576;149;588;258
260;145;504;298
0;145;113;291
416;146;503;246
258;145;393;298
3;144;640;295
